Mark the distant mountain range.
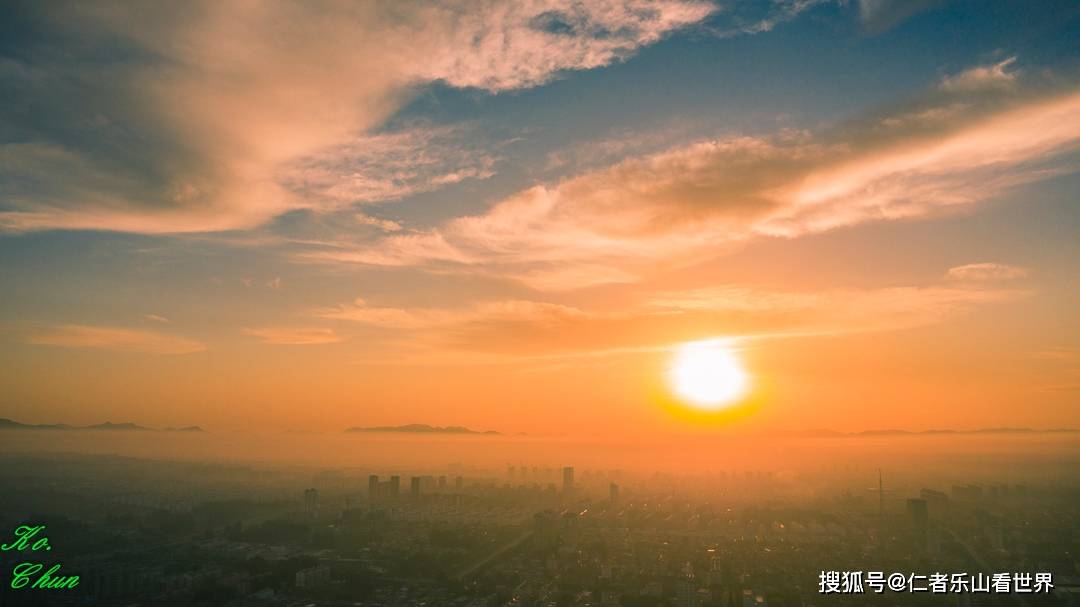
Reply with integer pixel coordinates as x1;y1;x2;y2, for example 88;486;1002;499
0;418;204;432
2;417;1073;437
344;423;501;435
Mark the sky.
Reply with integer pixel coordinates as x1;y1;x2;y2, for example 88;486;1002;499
1;0;1078;437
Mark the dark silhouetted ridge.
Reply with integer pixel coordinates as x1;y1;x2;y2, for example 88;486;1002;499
0;417;203;432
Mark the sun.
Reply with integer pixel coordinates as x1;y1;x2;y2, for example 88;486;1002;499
668;340;749;410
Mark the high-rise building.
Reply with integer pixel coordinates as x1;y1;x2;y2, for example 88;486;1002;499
609;482;620;504
906;498;929;528
920;488;948;516
410;476;421;498
303;488;318;517
906;497;930;551
562;466;574;492
952;484;983;501
368;475;379;498
676;567;697;607
389;475;400;498
454;475;464;491
295;565;330;588
438;475;447;491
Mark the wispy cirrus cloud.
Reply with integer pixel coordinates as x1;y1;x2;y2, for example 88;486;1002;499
26;325;206;355
707;0;828;37
314;298;588;331
946;263;1030;282
940;56;1019;92
243;326;344;346
317;278;1026;361
311;82;1080;290
0;1;715;234
278;124;499;209
855;0;943;34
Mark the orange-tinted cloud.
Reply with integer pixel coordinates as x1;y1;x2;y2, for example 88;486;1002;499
319;280;1026;362
0;1;714;233
26;325;206;355
243;327;344;346
319;87;1080;290
946;262;1030;282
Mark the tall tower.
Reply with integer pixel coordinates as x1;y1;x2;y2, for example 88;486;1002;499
389;475;400;498
410;476;421;498
877;468;885;548
303;488;318;518
878;469;884;519
368;474;379;499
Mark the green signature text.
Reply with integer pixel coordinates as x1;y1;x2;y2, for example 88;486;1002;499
1;525;79;590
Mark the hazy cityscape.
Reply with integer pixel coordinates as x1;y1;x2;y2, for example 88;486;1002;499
1;430;1077;607
2;1;1079;606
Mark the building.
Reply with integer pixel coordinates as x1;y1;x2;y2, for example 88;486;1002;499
410;476;421;498
676;579;697;607
303;488;318;517
368;475;379;498
609;482;620;504
295;564;330;588
906;498;928;528
562;466;574;492
389;475;400;498
920;488;948;516
952;484;983;501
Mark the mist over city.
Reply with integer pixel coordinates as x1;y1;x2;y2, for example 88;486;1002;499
2;0;1079;605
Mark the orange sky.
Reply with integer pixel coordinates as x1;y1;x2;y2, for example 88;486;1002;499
0;1;1078;436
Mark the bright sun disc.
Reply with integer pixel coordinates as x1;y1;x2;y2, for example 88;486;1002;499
668;340;749;410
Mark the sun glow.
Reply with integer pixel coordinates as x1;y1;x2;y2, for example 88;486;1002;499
668;340;749;410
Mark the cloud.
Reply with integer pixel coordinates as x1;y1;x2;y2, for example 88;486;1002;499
314;298;588;330
355;215;404;233
707;0;828;37
319;280;1025;361
278;124;498;208
317;85;1080;290
0;1;714;233
855;0;943;34
143;314;171;324
26;325;206;355
243;326;344;345
940;57;1019;92
946;263;1030;282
